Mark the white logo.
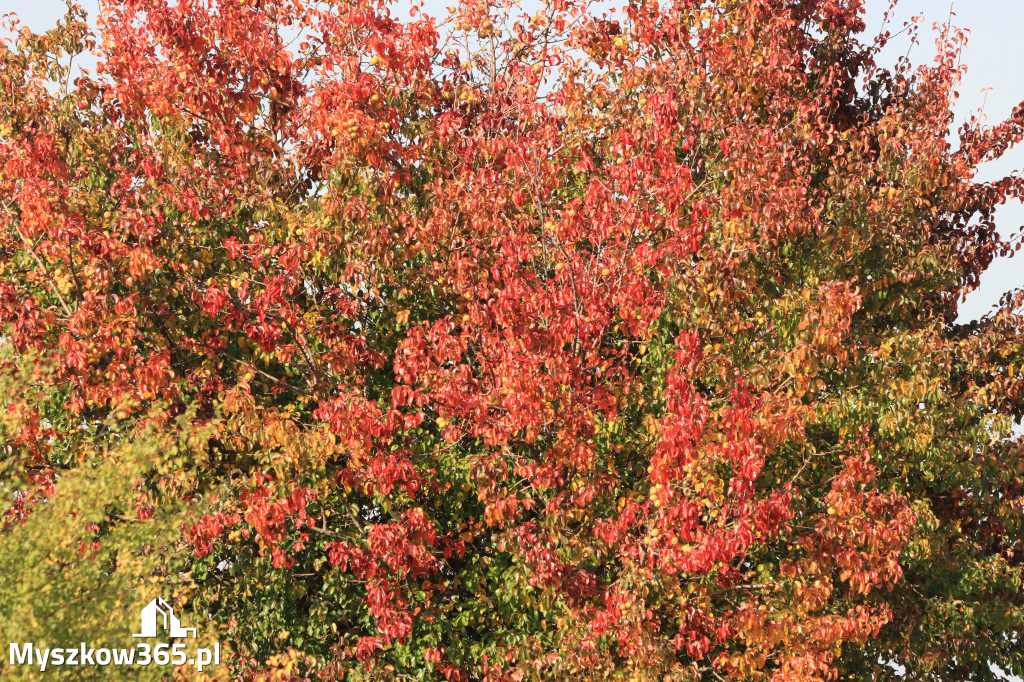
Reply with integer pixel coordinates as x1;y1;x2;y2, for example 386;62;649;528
8;597;219;672
133;597;197;639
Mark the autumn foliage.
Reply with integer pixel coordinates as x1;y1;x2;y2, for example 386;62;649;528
1;0;1023;679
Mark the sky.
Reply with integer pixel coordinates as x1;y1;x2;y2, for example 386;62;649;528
3;0;1022;324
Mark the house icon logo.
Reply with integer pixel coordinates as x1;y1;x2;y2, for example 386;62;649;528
133;597;197;638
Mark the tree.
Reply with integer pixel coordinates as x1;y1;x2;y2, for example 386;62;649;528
1;0;1022;679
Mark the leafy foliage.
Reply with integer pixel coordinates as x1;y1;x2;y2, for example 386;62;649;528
1;0;1023;679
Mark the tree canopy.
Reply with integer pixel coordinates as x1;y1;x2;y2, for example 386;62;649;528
1;0;1022;679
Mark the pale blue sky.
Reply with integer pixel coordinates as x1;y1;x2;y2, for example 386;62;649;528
4;0;1023;323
